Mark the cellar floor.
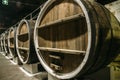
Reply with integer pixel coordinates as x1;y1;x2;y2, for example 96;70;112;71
0;53;47;80
1;52;119;80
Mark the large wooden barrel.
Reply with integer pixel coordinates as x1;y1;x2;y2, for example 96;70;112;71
0;35;1;52
0;34;4;52
1;33;6;53
34;0;120;79
0;35;3;52
8;27;17;58
16;19;39;64
3;30;9;55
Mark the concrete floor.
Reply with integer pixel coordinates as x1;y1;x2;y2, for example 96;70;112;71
1;52;119;80
0;53;47;80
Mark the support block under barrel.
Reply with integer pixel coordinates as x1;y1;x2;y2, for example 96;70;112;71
22;62;43;74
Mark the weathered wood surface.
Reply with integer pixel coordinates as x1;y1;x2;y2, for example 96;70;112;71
34;0;120;79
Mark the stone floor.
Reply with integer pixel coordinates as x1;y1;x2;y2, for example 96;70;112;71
0;53;47;80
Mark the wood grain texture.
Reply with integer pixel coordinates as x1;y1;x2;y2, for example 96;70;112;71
38;0;87;52
37;0;88;73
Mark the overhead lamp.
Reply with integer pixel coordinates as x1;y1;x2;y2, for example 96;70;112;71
2;0;8;5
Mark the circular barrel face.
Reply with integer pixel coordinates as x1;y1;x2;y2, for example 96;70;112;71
0;35;1;52
1;34;5;53
34;0;90;79
0;35;3;52
16;20;29;64
0;36;2;52
8;27;16;58
16;20;39;64
3;31;9;54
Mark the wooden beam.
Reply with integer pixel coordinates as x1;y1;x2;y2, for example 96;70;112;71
38;47;86;55
37;13;84;29
17;47;29;50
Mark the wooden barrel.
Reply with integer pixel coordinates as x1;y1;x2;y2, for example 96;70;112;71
0;35;2;52
8;27;17;58
0;34;3;52
3;30;9;55
34;0;120;79
16;19;39;64
0;35;1;52
1;33;6;53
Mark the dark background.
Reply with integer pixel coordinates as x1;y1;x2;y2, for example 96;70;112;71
0;0;116;33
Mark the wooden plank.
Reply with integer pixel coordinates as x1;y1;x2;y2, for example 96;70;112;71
37;13;84;29
10;31;14;38
17;32;28;36
17;47;29;50
21;24;28;33
49;55;61;59
9;46;14;49
38;47;86;55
